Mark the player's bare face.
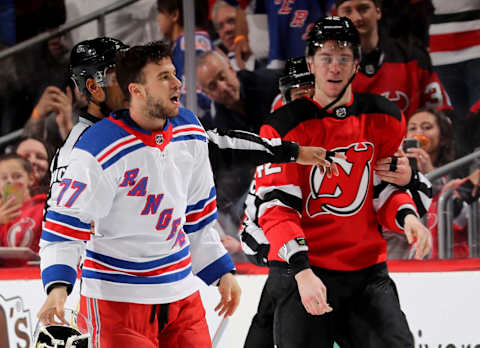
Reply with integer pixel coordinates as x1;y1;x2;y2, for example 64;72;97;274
197;55;240;107
310;42;357;100
337;0;381;38
407;111;441;155
141;58;182;120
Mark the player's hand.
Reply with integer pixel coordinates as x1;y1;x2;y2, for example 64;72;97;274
404;214;432;260
37;286;69;325
297;147;346;178
0;195;22;224
374;149;412;186
294;268;332;316
220;234;242;254
215;272;241;317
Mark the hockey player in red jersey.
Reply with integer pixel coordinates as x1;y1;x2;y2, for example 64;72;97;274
270;56;315;112
336;0;451;121
255;16;431;347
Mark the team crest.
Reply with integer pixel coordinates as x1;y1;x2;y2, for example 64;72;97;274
335;107;347;118
155;134;164;145
306;142;374;217
381;90;410;113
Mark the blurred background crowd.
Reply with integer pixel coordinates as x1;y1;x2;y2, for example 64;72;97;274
0;0;479;266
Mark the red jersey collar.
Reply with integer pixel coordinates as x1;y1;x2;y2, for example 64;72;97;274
108;110;173;151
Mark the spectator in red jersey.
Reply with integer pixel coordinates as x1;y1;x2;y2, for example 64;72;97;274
336;0;452;122
0;154;47;260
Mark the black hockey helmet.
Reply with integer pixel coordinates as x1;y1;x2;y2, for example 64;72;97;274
306;16;361;59
70;37;129;95
279;57;314;102
34;325;90;348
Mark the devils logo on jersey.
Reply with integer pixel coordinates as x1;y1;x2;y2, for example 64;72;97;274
7;217;35;247
306;142;374;217
381;90;410;113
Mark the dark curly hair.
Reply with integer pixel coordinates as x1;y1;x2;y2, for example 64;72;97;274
115;40;173;101
410;107;455;167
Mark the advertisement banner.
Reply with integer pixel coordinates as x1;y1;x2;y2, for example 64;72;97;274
1;267;480;348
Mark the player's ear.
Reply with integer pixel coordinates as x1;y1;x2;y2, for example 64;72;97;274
354;60;359;73
128;83;143;98
86;78;105;103
306;57;313;73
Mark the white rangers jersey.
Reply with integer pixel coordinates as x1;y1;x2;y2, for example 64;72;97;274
47;112;99;212
40;107;234;304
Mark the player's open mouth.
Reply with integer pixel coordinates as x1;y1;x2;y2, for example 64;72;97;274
328;79;342;84
170;95;180;105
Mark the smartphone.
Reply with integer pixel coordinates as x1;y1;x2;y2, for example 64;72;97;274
403;138;419;171
3;183;24;204
455;179;480;204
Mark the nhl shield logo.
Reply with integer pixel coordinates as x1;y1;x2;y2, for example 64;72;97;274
155;134;164;145
335;107;347;118
365;64;375;75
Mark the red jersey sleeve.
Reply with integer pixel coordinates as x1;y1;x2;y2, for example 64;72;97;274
256;124;305;261
373;111;417;233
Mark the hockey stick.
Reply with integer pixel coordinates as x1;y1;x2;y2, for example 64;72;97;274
212;316;229;348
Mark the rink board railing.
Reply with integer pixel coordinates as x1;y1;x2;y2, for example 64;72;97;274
1;260;480;348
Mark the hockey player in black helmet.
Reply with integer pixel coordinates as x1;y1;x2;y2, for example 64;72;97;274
279;57;315;103
305;16;361;111
70;37;129;117
45;37;129;216
252;15;431;348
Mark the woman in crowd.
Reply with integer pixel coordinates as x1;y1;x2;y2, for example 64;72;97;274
13;136;52;195
0;154;47;262
405;107;469;258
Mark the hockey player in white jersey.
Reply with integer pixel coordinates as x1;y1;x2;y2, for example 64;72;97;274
37;41;242;348
47;36;129;213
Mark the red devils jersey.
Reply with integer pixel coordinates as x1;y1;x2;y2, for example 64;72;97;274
0;194;46;253
352;38;451;121
256;93;416;271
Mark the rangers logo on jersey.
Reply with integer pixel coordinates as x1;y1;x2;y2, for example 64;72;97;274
306;142;374;217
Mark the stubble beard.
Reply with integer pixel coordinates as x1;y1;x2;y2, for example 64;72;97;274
144;90;178;121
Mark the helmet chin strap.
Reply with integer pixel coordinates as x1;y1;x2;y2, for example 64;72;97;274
319;70;357;112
